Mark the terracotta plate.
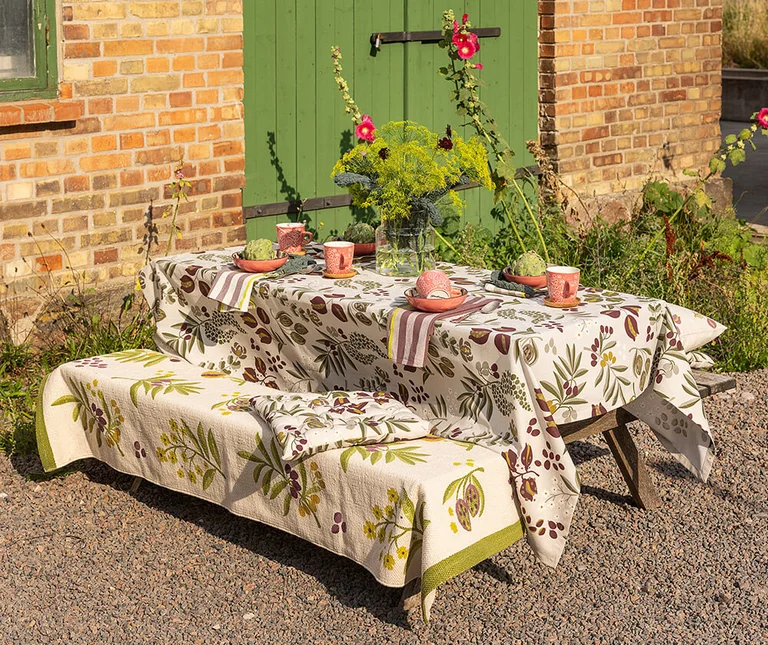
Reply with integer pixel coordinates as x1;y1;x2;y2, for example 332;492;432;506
502;268;547;289
353;242;376;256
405;287;468;312
232;252;288;273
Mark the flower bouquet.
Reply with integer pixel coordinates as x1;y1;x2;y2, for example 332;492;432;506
332;122;490;276
330;47;492;276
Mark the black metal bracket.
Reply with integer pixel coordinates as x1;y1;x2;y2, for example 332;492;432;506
243;165;539;220
370;27;500;47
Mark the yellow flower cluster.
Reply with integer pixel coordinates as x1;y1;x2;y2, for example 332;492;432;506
332;121;491;223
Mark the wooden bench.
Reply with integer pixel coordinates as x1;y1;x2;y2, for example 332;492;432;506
559;370;736;510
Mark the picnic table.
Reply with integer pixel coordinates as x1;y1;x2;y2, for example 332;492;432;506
140;248;724;567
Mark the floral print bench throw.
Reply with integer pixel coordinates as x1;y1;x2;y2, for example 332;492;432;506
37;349;524;622
251;391;431;460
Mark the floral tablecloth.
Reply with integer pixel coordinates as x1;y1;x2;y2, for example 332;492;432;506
140;249;725;567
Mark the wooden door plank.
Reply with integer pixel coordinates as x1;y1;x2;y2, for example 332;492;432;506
276;0;299;224
404;0;435;125
313;0;341;235
296;0;317;228
244;0;278;209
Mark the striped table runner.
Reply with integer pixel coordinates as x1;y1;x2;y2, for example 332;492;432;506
388;297;500;368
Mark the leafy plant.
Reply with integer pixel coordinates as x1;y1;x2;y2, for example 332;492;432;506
631;111;768;272
341;222;376;244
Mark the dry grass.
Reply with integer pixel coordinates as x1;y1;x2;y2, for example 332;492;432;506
723;0;768;69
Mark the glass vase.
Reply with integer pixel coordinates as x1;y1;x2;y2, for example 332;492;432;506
375;222;436;277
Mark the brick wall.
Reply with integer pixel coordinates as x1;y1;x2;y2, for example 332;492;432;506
539;0;723;220
0;0;245;316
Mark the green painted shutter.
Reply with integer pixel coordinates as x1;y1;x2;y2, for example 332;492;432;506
242;0;537;241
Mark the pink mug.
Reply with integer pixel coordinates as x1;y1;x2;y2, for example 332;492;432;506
546;266;580;302
323;241;354;274
276;222;313;255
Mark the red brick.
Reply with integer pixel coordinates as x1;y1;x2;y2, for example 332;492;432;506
63;24;89;40
0;106;22;126
64;42;101;58
120;133;145;149
34;254;63;273
20;103;54;124
94;248;119;264
64;176;90;193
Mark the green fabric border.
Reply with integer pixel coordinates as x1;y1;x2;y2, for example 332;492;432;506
420;521;525;619
35;373;57;472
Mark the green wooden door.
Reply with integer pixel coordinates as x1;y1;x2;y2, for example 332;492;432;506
242;0;537;241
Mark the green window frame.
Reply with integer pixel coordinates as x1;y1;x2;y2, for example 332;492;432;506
0;0;58;101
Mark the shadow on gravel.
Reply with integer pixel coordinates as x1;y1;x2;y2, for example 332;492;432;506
8;452;44;478
566;440;610;466
579;484;634;508
647;458;698;481
473;557;520;585
9;452;84;481
76;460;421;631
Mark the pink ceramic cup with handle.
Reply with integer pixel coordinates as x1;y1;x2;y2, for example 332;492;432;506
276;222;314;254
323;241;354;274
546;266;580;302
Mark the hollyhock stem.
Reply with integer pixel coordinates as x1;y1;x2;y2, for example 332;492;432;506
441;13;552;260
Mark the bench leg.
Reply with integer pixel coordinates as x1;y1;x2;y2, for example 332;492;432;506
400;578;421;612
602;424;661;510
129;476;143;494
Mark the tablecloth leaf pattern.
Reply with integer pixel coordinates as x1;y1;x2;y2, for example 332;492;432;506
140;249;724;567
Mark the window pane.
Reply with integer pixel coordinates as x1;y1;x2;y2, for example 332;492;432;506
0;0;35;80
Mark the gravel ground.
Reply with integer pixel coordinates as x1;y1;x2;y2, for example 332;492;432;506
1;371;767;645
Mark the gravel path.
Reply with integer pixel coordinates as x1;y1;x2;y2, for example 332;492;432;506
1;371;767;645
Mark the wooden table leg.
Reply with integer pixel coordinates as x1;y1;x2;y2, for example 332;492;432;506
602;423;661;510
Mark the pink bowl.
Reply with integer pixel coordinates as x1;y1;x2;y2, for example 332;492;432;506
232;252;288;273
353;242;376;257
405;287;468;312
502;268;547;289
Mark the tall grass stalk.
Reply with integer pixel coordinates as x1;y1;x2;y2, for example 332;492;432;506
723;0;768;69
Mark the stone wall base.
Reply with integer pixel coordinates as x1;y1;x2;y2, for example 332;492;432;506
558;177;733;231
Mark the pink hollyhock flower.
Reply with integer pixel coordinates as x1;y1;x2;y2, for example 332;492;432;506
758;107;768;129
457;40;478;60
453;32;469;47
452;32;468;48
462;13;468;23
475;63;484;70
355;115;376;142
469;32;480;51
453;19;459;33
